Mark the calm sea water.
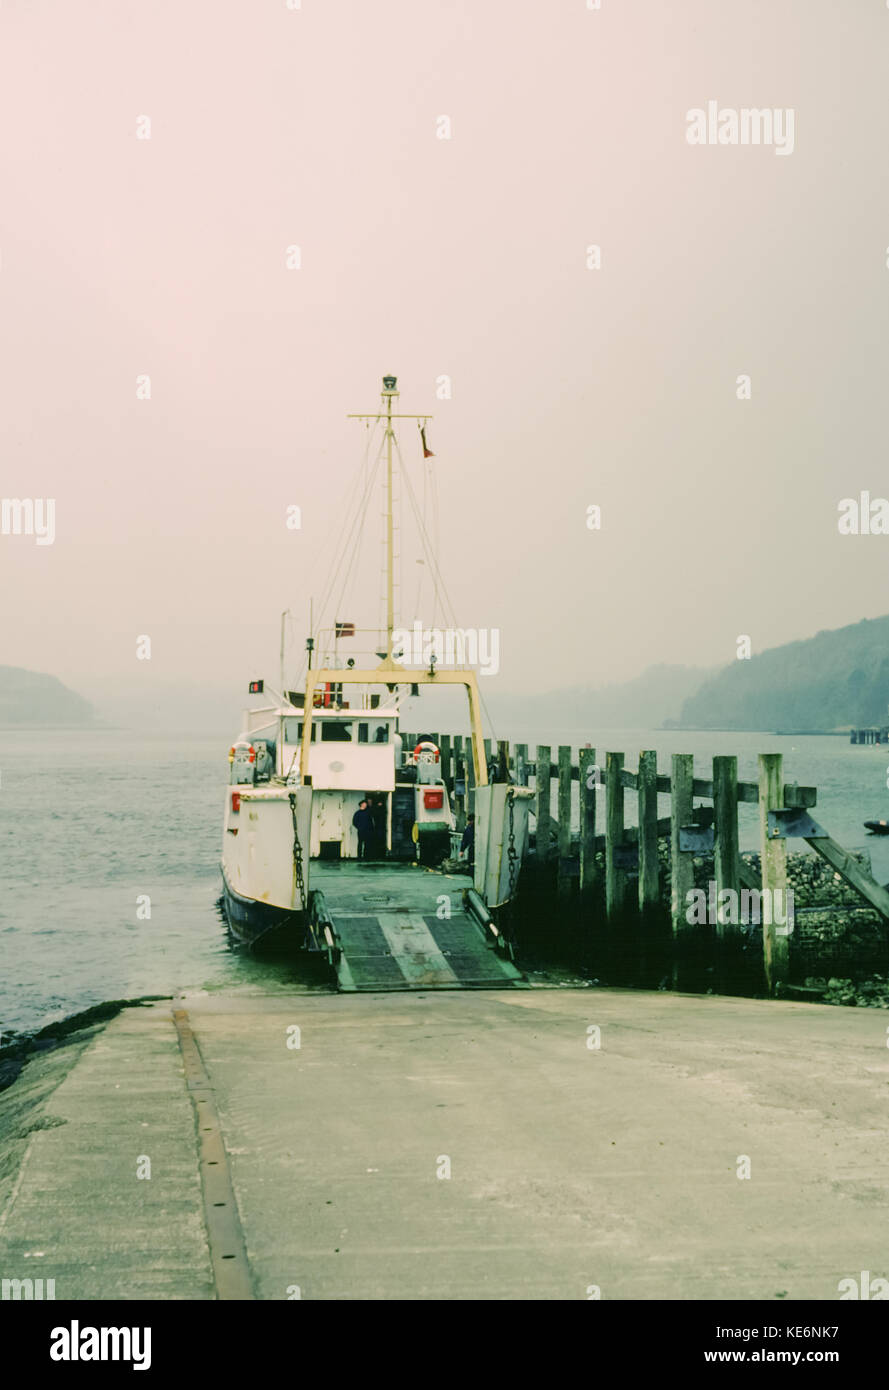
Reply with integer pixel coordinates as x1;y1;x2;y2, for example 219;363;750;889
2;727;888;1035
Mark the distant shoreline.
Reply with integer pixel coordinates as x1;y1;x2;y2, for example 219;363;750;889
662;727;850;737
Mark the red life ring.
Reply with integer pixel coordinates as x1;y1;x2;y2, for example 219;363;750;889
413;740;440;763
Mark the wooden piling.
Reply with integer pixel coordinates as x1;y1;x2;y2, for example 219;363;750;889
605;752;627;918
438;734;452;794
452;735;465;827
557;745;573;899
637;750;659;914
465;746;476;815
535;744;552;867
498;739;511;785
758;753;790;995
712;755;740;938
578;747;598;902
670;754;694;984
515;743;528;787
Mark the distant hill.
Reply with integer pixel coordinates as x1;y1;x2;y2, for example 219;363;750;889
0;667;95;726
488;664;713;731
678;616;889;731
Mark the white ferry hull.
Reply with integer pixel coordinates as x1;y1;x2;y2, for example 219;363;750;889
221;783;313;948
220;867;306;949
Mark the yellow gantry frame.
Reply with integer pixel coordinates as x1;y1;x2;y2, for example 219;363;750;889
299;660;489;788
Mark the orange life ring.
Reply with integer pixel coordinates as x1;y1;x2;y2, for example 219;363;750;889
413;740;440;763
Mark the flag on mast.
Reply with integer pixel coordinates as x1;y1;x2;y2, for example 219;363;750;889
420;425;434;459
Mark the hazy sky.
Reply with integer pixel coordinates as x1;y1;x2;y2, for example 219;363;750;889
2;0;888;710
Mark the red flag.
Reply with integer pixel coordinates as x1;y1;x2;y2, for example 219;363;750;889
420;426;434;459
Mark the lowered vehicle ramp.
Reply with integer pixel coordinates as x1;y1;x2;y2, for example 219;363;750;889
309;862;525;992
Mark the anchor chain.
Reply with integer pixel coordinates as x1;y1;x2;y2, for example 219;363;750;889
288;792;307;910
506;786;518;901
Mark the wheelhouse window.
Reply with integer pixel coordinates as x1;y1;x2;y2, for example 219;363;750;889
283;718;316;743
321;721;352;742
283;716;389;744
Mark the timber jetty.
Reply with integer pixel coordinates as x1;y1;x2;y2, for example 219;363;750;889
399;733;889;997
850;726;889;744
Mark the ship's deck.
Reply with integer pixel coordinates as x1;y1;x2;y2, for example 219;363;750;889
310;858;468;913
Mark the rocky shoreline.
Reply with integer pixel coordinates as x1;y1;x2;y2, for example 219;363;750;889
669;843;888;1004
0;997;169;1095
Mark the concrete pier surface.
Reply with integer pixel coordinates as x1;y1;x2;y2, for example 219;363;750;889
1;987;887;1301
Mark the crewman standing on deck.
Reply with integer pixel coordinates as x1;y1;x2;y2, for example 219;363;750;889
352;800;374;860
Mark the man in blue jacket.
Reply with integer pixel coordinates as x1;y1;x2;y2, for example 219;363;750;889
352;800;374;860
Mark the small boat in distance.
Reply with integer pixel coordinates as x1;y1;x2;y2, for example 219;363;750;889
220;375;533;990
864;820;889;835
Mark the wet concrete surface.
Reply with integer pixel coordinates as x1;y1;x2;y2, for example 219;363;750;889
1;987;887;1300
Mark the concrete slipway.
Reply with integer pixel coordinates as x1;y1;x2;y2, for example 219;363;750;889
1;988;887;1301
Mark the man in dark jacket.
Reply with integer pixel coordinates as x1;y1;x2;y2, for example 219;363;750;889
352;800;374;860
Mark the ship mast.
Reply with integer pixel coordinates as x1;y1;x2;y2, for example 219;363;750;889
385;383;395;659
349;375;430;662
301;376;488;787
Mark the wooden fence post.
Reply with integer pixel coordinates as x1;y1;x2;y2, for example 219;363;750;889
605;752;627;918
515;743;528;787
578;747;598;903
535;744;552;868
713;755;740;932
465;747;476;815
637;750;659;913
713;755;740;992
670;753;694;986
759;753;790;995
452;736;465;828
557;745;573;899
439;734;452;794
498;739;511;785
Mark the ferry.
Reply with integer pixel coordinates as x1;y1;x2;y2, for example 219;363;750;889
220;376;533;990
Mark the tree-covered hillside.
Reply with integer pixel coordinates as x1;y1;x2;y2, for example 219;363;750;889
678;617;889;731
0;667;95;726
